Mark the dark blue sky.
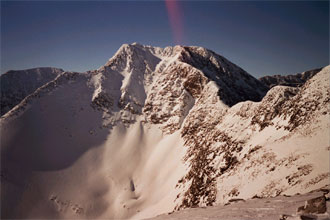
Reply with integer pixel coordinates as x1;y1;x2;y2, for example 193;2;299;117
1;1;329;77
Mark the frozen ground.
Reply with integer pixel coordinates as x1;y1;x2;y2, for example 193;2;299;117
148;188;330;220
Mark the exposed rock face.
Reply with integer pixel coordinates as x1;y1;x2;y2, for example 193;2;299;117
179;46;268;106
1;43;329;219
142;45;268;134
0;67;64;115
174;66;329;209
259;68;322;89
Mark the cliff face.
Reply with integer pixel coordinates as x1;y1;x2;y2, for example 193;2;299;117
1;43;329;219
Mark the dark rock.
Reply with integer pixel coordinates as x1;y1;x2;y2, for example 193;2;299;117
279;214;293;220
228;198;245;203
259;68;322;89
297;196;327;214
252;194;262;199
300;214;318;220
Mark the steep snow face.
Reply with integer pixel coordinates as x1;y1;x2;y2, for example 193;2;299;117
1;43;329;220
0;67;64;115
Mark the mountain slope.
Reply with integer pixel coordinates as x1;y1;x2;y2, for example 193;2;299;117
0;67;64;115
171;66;329;211
259;67;322;89
1;43;329;219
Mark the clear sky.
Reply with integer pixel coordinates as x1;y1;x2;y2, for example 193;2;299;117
1;0;329;77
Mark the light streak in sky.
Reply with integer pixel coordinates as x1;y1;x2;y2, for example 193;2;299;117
165;0;184;45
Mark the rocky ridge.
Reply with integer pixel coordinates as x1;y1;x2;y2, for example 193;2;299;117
0;67;64;115
259;68;322;89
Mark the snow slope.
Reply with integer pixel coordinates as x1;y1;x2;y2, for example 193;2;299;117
1;43;329;219
0;67;64;116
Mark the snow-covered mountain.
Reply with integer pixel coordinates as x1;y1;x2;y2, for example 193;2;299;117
0;67;64;115
259;67;322;89
1;43;329;219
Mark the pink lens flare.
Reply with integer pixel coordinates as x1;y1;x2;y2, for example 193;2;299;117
165;0;184;45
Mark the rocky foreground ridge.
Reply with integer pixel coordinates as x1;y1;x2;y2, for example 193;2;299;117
149;186;330;220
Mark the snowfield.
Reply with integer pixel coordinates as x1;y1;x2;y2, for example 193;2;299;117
1;43;329;219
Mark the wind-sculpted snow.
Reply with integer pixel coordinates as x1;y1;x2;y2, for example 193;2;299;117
0;43;329;219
